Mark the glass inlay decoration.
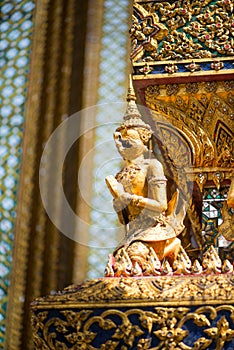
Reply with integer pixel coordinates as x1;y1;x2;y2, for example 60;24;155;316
202;187;233;261
0;0;35;345
87;0;130;279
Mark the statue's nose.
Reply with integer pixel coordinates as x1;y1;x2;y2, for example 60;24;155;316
114;132;122;140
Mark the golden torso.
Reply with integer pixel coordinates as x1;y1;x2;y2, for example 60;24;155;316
116;162;148;196
115;161;149;219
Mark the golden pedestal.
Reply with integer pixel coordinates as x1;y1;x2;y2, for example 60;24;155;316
31;274;234;349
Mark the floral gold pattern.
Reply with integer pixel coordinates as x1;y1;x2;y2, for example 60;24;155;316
32;294;234;350
145;81;234;171
131;0;234;62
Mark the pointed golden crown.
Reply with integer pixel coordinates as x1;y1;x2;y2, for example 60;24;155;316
117;75;152;132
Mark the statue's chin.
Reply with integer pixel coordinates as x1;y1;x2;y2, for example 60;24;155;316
117;144;146;161
118;148;143;161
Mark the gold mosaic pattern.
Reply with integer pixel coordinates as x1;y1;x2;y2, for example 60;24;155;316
0;0;35;346
5;0;81;348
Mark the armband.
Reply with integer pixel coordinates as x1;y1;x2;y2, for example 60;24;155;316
148;176;167;185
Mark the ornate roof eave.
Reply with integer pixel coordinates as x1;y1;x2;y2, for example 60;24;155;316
185;167;233;191
130;0;234;102
132;68;234;107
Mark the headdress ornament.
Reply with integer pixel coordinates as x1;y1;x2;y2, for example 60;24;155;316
116;75;152;132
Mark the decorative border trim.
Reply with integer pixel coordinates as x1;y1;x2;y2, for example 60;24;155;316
31;274;234;309
133;58;234;80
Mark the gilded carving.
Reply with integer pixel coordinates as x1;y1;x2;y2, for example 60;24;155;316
131;1;234;62
32;304;234;349
227;176;234;208
194;173;208;192
145;82;234;171
222;259;234;273
204;316;234;349
130;3;168;62
32;274;234;304
218;177;234;241
139;62;153;75
185;61;201;72
211;59;224;71
202;245;222;274
165;62;178;74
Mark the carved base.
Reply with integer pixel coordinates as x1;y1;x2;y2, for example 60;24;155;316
31;274;234;349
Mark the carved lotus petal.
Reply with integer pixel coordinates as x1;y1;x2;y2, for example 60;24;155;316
55;321;68;333
193;337;212;350
101;319;116;330
175;307;190;318
174;328;188;342
137;338;152;350
65;331;96;345
154;327;169;340
217;315;229;331
139;315;153;332
100;340;119;350
204;327;218;338
154;327;187;342
54;340;68;350
132;325;145;337
79;310;93;321
193;314;210;327
226;329;234;342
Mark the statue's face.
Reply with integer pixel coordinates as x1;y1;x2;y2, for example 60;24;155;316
114;128;147;161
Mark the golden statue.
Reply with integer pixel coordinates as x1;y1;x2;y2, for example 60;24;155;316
227;176;234;209
218;176;234;241
105;79;188;277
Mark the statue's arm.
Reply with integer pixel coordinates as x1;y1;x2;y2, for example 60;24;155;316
146;159;168;211
129;159;168;213
105;159;168;217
